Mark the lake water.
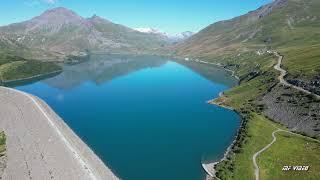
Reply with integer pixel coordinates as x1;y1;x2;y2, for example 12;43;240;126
14;55;240;180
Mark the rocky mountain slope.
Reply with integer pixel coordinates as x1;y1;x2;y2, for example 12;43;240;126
174;0;320;138
175;0;319;57
184;1;320;178
175;0;320;94
0;7;168;60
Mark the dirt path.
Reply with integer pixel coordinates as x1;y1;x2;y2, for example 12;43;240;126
0;86;118;180
252;129;281;180
202;50;319;180
272;51;320;99
252;125;320;180
252;128;295;180
251;51;320;180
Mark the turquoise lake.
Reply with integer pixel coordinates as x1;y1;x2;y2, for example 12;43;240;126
14;55;240;180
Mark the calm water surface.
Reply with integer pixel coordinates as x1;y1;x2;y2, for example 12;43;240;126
14;55;240;180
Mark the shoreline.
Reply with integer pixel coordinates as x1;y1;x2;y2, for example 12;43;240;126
173;56;241;81
198;58;242;179
202;50;320;180
1;70;63;85
202;91;243;179
197;60;240;81
207;92;235;111
180;54;243;180
0;55;242;180
0;86;118;179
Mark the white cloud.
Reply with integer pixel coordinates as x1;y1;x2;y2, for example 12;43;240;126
45;0;58;4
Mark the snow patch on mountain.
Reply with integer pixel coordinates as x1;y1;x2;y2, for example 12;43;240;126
134;27;194;42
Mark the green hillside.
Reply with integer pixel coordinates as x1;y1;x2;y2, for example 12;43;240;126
0;7;169;83
0;7;169;59
175;0;320;81
175;0;320;179
0;53;61;83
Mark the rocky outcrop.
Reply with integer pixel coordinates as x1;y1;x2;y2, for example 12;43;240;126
287;75;320;96
255;0;288;19
261;84;320;138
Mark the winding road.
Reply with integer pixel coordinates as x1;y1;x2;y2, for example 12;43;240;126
252;51;320;180
252;127;320;180
201;50;319;180
272;51;320;99
252;129;281;180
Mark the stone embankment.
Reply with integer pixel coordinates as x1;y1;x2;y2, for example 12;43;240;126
0;86;118;180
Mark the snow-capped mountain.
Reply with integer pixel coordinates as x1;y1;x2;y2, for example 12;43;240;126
175;31;194;40
0;8;169;57
134;28;165;34
134;28;194;42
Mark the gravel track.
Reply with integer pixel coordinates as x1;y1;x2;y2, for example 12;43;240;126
273;52;320;99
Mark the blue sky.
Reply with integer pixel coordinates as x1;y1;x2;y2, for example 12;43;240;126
0;0;272;34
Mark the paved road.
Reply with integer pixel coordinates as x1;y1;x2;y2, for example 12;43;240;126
0;86;118;180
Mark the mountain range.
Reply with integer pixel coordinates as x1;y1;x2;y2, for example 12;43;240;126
1;1;320;179
175;0;319;55
1;0;319;84
174;0;320;83
0;7;171;60
172;1;320;179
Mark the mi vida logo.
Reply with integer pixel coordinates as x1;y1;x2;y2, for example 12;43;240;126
282;166;309;171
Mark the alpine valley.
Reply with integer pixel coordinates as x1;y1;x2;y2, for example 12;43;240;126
1;0;320;180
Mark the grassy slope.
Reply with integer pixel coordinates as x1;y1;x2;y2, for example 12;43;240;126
212;53;278;179
174;0;320;179
176;0;320;80
215;113;279;180
279;44;320;79
261;0;320;80
0;9;169;82
259;131;320;180
0;37;62;83
0;54;62;82
210;51;320;179
216;110;320;180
